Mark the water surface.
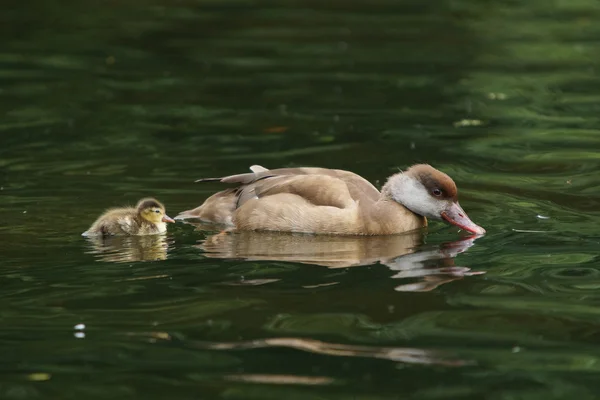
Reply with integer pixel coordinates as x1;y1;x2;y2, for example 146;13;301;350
2;0;600;398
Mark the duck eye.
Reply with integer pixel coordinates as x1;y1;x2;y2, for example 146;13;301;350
155;210;160;214
432;188;442;196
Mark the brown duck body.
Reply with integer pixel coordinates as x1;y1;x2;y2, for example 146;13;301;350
176;166;427;235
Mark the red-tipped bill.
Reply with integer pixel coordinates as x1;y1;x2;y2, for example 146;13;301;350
441;202;485;235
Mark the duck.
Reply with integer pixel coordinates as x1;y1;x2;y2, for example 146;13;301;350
82;198;175;237
174;164;485;236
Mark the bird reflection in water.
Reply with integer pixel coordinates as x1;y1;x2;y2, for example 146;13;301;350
83;234;171;263
190;222;484;292
134;332;474;369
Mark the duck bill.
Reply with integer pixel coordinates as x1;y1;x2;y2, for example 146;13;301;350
441;202;486;235
162;215;175;223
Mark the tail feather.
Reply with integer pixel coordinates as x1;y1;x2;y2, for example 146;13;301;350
181;165;271;223
175;188;238;224
194;177;223;183
250;165;269;173
194;165;270;184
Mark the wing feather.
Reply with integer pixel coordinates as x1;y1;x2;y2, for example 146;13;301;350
238;175;355;209
188;165;382;222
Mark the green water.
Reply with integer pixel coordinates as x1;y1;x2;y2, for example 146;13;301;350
2;0;600;398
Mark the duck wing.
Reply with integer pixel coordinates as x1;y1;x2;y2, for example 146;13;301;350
176;165;381;228
197;165;381;208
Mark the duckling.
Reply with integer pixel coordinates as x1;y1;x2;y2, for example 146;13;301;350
82;198;175;237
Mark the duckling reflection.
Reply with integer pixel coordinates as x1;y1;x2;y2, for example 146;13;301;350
83;234;171;263
192;222;483;291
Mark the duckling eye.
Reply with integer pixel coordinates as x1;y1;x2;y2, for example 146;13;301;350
154;209;160;214
432;188;442;197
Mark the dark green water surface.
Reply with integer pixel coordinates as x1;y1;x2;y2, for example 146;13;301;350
2;0;600;398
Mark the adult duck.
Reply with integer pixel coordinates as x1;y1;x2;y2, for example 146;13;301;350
175;164;485;236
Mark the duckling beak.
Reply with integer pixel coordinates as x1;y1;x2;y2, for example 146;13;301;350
162;214;175;223
441;202;486;235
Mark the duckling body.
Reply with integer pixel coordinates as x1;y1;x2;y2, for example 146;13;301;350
175;164;485;236
83;198;175;237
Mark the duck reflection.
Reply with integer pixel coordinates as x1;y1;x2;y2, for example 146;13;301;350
135;332;473;368
131;332;476;368
205;336;474;367
190;222;484;292
83;234;171;263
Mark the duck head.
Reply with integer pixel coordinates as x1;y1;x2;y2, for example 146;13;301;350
137;198;175;225
383;164;485;235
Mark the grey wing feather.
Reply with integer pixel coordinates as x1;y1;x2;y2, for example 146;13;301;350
193;164;380;211
250;165;269;173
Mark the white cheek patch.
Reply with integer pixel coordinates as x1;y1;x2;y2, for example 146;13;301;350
391;177;445;219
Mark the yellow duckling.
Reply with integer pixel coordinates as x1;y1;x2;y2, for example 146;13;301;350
82;198;175;236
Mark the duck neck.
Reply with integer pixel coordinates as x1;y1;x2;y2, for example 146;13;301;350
357;194;425;235
380;171;410;201
380;180;395;201
135;214;166;233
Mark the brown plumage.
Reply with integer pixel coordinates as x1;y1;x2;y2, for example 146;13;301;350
408;164;458;201
175;164;485;236
82;198;175;237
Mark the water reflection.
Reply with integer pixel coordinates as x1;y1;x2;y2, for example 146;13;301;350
136;332;474;367
83;234;171;263
201;336;474;367
224;374;335;386
190;223;484;291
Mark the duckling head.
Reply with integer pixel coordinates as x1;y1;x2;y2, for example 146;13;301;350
137;198;175;225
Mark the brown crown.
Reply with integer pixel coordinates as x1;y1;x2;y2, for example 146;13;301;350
136;198;165;211
405;164;458;201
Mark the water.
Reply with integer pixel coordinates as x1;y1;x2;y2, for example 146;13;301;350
2;0;600;398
